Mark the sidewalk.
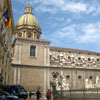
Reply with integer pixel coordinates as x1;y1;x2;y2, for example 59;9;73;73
27;95;47;100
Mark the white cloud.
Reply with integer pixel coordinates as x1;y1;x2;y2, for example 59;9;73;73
78;23;100;43
47;22;100;45
62;2;87;13
15;0;100;16
66;18;72;23
35;5;57;13
33;1;88;14
30;0;100;16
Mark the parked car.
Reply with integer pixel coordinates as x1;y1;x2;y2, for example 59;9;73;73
3;85;28;99
0;90;19;100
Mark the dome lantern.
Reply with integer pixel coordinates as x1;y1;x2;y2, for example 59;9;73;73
25;3;33;14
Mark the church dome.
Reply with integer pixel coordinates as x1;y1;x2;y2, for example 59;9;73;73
16;3;40;29
16;14;40;28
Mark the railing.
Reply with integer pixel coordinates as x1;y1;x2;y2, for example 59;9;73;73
52;88;100;100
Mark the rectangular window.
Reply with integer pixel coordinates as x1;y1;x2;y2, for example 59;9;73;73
30;46;36;57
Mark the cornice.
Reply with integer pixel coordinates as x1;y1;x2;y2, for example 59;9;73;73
11;63;100;71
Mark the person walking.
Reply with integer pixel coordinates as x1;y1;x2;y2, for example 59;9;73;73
36;89;41;100
46;89;51;100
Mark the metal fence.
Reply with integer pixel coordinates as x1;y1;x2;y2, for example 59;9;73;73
52;88;100;100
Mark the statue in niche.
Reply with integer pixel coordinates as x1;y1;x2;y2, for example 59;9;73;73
96;75;100;87
56;79;61;91
89;80;94;88
61;72;69;90
85;79;89;88
62;78;69;90
85;78;94;88
55;72;69;90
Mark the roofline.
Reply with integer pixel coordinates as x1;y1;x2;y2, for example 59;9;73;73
50;46;100;55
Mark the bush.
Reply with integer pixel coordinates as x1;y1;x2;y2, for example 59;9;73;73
53;94;59;100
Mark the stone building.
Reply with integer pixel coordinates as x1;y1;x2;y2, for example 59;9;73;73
12;4;100;94
0;0;14;85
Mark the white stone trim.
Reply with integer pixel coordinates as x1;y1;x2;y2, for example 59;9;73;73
48;68;50;89
17;67;21;84
44;48;46;65
44;68;46;95
25;32;27;38
33;33;34;39
14;67;17;84
18;44;22;64
22;32;24;38
14;45;18;64
48;48;50;65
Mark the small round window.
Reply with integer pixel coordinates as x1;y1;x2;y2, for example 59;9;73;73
88;58;91;61
78;57;81;60
68;56;71;59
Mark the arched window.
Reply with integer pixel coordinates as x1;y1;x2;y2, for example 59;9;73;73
18;33;22;37
28;33;32;38
30;46;36;57
52;72;58;79
37;35;40;39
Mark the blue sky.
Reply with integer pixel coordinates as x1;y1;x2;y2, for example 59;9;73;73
11;0;100;52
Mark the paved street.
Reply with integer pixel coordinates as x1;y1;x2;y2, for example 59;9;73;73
20;96;47;100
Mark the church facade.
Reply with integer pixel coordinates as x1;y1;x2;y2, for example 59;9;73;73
12;4;100;94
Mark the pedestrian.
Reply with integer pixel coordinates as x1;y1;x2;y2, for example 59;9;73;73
36;89;41;100
46;89;51;100
29;91;32;98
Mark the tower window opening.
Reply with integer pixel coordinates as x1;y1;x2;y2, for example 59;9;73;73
89;76;92;80
28;9;30;12
66;75;70;79
18;33;22;37
28;33;32;38
78;76;82;79
37;35;40;39
30;46;36;57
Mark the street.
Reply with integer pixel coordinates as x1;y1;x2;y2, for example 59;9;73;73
20;96;47;100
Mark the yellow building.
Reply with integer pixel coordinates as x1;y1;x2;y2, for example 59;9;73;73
12;3;100;94
0;0;14;85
